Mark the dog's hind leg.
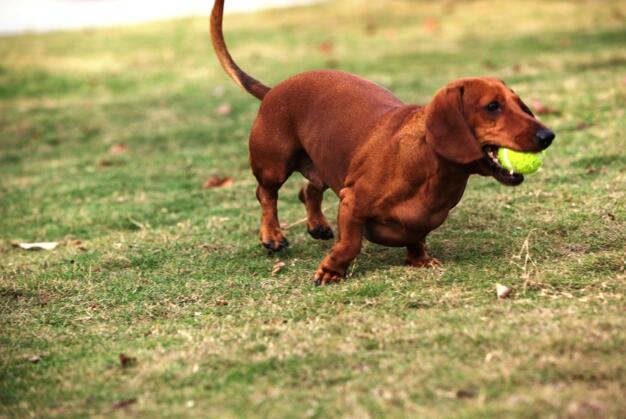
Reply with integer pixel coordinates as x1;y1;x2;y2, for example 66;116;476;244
249;118;298;252
296;155;334;240
255;181;289;251
298;182;333;240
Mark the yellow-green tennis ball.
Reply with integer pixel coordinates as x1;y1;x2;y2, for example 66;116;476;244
497;148;542;175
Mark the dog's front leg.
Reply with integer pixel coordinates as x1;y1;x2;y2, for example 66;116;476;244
406;240;441;268
313;188;363;285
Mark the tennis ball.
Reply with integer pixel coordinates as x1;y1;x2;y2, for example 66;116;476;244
497;148;542;175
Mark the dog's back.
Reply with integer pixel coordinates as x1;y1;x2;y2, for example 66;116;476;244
255;70;404;191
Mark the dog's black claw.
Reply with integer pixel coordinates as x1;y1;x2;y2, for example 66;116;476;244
314;277;322;286
262;239;288;252
308;225;334;240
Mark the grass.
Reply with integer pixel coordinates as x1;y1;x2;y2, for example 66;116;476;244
1;0;625;417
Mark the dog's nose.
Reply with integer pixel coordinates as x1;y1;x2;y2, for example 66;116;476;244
535;128;555;150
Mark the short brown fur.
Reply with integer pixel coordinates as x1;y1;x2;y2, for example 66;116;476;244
210;0;554;284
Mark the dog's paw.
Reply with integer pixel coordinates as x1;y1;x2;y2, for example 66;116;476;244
312;265;343;286
261;235;289;252
307;224;334;240
406;256;441;268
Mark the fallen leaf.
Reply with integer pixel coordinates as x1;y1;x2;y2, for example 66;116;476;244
364;23;377;35
606;213;616;221
111;398;137;410
202;175;234;189
38;293;50;306
558;38;571;47
612;9;625;21
318;41;334;55
215;299;228;306
128;216;149;230
216;103;231;115
109;143;127;154
98;159;112;167
198;243;218;252
422;17;438;33
496;283;511;299
271;260;286;276
27;355;41;364
442;2;456;14
364;298;377;307
16;242;58;251
456;388;477;399
438;387;478;399
531;100;560;115
585;166;607;175
326;59;339;68
69;239;87;251
484;351;500;363
566;400;604;418
119;353;137;368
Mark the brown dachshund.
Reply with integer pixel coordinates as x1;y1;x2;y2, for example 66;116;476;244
210;0;555;285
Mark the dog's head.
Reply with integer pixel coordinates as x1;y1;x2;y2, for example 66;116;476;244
424;77;555;185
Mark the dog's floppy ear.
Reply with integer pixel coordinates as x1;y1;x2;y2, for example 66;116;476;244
425;85;483;164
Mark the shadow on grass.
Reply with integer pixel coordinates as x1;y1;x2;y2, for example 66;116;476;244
542;153;625;186
571;154;625;169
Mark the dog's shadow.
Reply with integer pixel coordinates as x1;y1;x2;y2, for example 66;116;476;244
228;224;513;280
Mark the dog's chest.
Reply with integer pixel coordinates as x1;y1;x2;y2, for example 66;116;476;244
364;178;467;245
364;200;450;246
395;200;450;231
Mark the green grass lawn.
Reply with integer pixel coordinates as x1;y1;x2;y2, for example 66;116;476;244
1;0;625;417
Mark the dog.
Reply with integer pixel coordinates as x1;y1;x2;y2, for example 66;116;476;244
210;0;555;285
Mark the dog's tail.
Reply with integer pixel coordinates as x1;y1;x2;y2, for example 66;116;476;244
210;0;270;100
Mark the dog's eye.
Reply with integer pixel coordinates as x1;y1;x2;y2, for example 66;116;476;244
485;101;501;112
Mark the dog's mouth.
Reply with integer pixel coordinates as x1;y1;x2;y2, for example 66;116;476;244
480;145;524;186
